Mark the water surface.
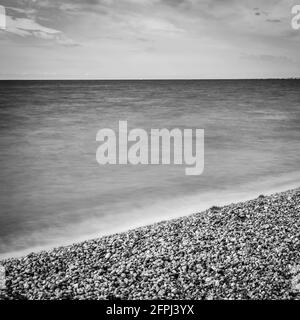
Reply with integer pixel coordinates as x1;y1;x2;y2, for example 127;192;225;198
0;80;299;258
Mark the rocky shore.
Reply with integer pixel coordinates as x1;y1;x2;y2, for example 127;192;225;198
1;188;300;300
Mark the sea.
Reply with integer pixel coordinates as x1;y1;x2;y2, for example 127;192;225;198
0;79;299;259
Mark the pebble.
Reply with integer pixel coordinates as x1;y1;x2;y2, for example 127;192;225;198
0;188;299;300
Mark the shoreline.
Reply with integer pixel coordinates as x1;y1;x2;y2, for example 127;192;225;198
1;187;300;300
1;172;300;261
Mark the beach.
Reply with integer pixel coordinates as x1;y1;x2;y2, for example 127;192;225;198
1;0;299;307
1;187;299;300
1;80;300;257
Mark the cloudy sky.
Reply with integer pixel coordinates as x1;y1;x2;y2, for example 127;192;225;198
0;0;299;79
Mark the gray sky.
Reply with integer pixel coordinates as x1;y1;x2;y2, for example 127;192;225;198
0;0;299;79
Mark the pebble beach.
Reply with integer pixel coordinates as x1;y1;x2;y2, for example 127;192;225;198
1;188;300;300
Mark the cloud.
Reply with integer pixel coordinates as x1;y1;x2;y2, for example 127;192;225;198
241;53;294;64
6;16;60;36
253;7;269;17
266;18;281;23
160;0;186;7
0;0;81;46
128;16;184;35
4;15;78;46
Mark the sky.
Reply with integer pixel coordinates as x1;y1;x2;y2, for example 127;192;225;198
0;0;299;79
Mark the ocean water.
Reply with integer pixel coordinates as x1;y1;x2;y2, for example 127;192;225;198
0;80;299;258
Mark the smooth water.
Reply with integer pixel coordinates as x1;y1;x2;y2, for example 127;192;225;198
0;80;299;258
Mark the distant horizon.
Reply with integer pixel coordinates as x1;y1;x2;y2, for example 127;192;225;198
0;77;300;81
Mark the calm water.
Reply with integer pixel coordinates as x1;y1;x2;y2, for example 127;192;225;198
0;80;299;258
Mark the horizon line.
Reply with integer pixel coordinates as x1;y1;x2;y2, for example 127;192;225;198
0;77;300;81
